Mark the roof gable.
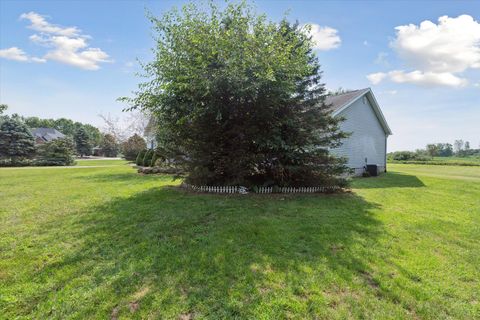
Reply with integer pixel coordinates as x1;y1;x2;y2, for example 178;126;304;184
326;88;392;135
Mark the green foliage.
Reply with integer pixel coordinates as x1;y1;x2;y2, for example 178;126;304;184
22;116;102;146
122;1;348;187
136;149;147;166
143;149;154;167
150;149;165;167
0;104;7;115
35;137;76;166
74;127;92;157
388;150;430;162
121;134;147;161
100;134;119;157
0;117;36;165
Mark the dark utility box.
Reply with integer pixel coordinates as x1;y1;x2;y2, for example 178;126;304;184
366;164;378;176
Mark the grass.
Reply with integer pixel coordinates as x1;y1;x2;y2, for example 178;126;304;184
0;163;479;319
388;156;480;166
75;159;130;166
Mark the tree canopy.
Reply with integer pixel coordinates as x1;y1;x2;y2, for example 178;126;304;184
122;1;348;187
21;116;102;146
36;137;76;166
100;133;119;157
121;134;147;161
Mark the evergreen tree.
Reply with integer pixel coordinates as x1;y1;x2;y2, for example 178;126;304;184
122;1;348;187
0;117;36;165
74;127;92;157
35;137;76;166
142;149;154;167
100;134;119;157
136;149;147;166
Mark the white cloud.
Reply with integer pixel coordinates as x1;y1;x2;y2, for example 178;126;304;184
368;15;480;87
0;12;110;70
0;47;29;61
393;15;480;73
367;70;468;87
0;47;46;63
388;70;467;87
363;40;369;46
30;33;110;70
367;72;387;85
20;12;80;36
305;24;341;51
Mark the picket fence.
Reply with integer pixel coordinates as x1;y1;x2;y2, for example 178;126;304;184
182;183;338;194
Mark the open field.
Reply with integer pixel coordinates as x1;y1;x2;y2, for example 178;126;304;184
388;156;480;166
1;161;479;319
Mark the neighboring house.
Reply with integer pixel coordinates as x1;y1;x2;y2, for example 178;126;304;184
327;88;392;175
31;128;66;144
143;117;157;150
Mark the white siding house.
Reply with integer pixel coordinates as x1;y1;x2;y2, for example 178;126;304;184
327;88;392;175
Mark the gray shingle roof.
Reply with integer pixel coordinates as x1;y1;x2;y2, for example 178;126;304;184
31;128;65;142
325;88;370;113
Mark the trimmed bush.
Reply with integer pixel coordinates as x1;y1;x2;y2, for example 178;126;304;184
143;149;154;167
136;149;147;166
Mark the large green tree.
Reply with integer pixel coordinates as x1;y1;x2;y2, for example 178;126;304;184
0;118;36;165
123;1;348;187
100;133;119;157
74;127;92;157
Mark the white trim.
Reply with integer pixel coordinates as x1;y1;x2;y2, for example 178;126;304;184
332;88;392;135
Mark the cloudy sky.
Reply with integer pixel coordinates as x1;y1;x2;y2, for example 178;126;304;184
1;0;479;151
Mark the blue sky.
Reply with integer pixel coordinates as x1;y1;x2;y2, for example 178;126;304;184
1;0;479;151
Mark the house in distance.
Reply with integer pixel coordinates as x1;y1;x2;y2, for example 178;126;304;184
31;128;66;145
327;88;392;175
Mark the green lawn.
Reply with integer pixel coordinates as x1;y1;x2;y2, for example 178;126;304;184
75;159;130;166
389;156;480;166
0;164;479;319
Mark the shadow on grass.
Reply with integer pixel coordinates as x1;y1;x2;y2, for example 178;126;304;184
352;172;425;189
30;187;387;318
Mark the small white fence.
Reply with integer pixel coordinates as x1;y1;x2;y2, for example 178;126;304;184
182;183;339;194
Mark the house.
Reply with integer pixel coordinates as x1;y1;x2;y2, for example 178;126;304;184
326;88;392;175
31;128;66;144
143;117;157;150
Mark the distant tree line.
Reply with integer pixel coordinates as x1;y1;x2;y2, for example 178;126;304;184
0;105;147;166
389;140;480;161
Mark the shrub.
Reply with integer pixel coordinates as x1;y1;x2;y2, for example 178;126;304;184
390;151;417;161
122;134;147;161
136;149;147;166
35;137;76;166
143;149;154;167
